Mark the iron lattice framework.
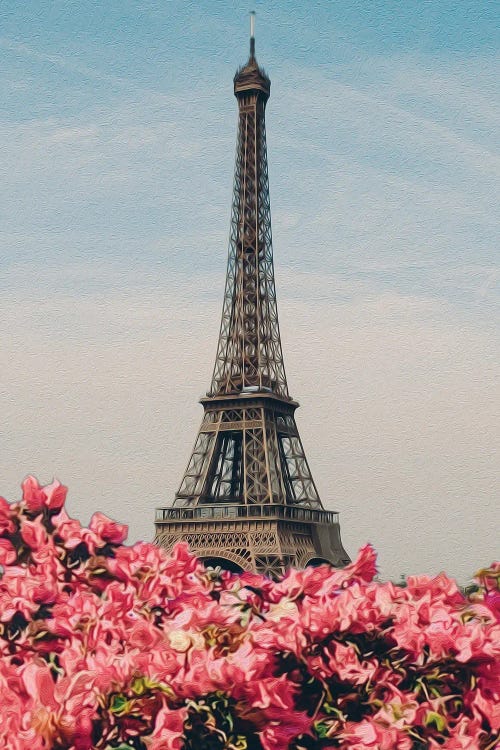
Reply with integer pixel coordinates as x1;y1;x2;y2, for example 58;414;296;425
155;26;350;577
211;59;287;399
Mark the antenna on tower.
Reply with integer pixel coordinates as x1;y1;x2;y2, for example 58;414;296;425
250;10;256;59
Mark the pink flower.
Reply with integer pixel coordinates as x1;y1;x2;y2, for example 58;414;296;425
0;479;498;750
21;475;47;513
0;537;17;565
20;517;57;565
324;641;378;685
128;620;163;650
42;479;68;511
149;706;186;749
21;476;67;513
344;543;378;583
341;719;412;749
0;496;15;534
71;707;95;750
434;716;484;749
405;572;464;609
89;511;128;544
259;709;312;750
51;508;87;548
484;589;500;622
467;684;500;731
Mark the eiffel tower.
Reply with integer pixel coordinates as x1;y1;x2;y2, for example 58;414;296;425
155;15;350;578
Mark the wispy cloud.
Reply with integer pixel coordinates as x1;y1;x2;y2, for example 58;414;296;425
0;36;182;100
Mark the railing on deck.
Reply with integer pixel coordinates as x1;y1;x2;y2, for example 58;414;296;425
155;504;339;525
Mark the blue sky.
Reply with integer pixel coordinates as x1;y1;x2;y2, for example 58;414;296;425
2;1;498;304
1;1;499;581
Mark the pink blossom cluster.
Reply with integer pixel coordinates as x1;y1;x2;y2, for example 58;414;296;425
0;477;498;750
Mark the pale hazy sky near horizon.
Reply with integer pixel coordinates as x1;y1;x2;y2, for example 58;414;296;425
1;1;499;582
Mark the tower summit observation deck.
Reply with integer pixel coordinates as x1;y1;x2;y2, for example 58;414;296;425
155;14;350;578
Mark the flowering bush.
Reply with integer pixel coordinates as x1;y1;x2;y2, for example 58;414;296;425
0;477;498;750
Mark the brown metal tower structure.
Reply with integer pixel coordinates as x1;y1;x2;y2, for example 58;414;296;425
155;15;350;577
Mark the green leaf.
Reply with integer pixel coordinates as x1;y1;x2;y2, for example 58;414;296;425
130;676;173;697
109;693;131;716
425;711;447;732
314;721;329;739
322;702;344;719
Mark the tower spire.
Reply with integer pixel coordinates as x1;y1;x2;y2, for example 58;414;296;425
155;27;350;578
250;10;255;59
